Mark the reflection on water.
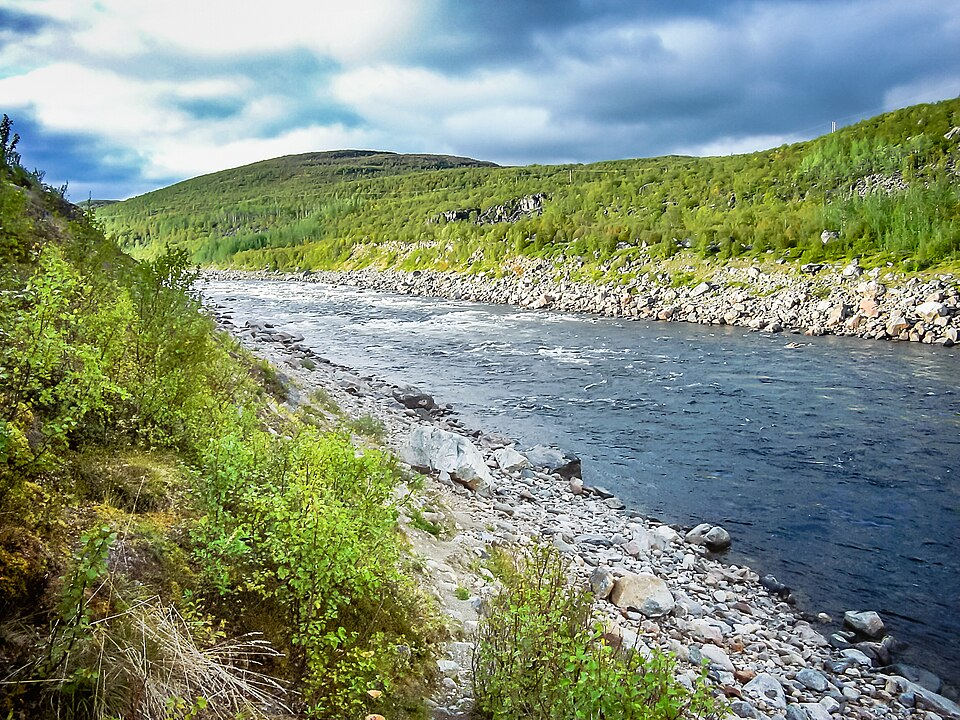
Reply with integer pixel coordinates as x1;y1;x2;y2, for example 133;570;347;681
206;278;960;683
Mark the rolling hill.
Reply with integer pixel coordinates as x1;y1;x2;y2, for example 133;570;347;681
98;98;960;274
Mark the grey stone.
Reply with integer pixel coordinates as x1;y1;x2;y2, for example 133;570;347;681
744;673;787;710
524;444;582;479
589;566;615;599
703;525;731;550
493;446;529;471
402;426;493;491
843;610;884;637
610;573;675;617
796;668;829;692
800;703;832;720
840;648;873;667
699;643;734;672
731;700;759;718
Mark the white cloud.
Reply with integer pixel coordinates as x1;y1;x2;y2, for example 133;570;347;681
0;61;365;181
147;124;382;180
673;133;800;157
10;0;423;62
331;65;532;122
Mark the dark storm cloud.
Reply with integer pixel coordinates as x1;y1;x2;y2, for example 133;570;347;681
10;115;169;200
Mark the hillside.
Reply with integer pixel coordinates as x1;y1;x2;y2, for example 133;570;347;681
99;99;960;273
0;123;448;718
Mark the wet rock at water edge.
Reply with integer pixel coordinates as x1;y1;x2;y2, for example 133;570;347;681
609;573;675;617
760;574;791;599
393;387;438;411
524;444;582;479
685;523;731;551
843;610;885;637
880;664;942;693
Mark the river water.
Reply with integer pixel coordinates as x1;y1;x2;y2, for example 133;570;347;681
204;278;960;684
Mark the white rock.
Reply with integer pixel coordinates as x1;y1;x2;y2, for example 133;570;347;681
402;425;495;491
916;301;948;321
700;643;735;671
493;445;529;471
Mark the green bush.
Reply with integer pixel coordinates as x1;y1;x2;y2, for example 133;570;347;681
1;125;443;718
473;545;723;720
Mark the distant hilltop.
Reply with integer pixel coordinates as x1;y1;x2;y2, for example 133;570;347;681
98;97;960;273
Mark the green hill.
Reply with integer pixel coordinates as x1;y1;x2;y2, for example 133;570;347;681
98;99;960;273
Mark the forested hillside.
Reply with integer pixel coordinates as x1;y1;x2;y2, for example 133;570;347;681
99;99;960;273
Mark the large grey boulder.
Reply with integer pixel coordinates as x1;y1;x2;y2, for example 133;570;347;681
402;426;493;491
589;566;615;599
393;387;437;411
524;444;582;479
685;523;731;550
609;573;675;617
843;610;885;637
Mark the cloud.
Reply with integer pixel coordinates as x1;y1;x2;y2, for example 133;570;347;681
2;0;959;199
15;0;423;62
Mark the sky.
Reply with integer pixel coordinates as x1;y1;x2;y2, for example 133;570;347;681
1;0;958;200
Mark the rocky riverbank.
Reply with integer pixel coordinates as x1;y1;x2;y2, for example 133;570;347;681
207;255;959;348
207;289;959;720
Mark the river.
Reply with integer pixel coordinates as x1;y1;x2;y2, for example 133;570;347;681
204;278;960;685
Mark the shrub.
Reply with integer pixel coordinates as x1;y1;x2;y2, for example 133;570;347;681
473;544;723;720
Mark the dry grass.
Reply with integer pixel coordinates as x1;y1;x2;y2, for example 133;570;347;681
9;596;291;720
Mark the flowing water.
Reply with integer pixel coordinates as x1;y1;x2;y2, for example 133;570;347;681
204;278;960;684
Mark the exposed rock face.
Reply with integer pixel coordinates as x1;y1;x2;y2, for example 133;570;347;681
401;425;493;491
431;193;546;226
477;193;546;225
848;172;908;198
609;572;675;617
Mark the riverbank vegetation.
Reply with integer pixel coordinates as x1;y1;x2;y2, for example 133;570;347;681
97;98;960;276
473;545;721;720
0;118;443;718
